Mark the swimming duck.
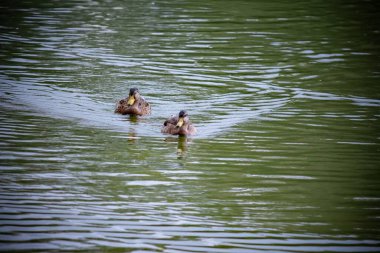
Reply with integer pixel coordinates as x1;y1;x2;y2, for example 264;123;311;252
161;110;197;136
115;88;151;116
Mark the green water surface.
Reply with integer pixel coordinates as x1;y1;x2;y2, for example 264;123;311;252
1;0;380;252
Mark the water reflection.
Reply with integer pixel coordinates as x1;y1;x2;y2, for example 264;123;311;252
163;135;191;158
128;115;139;124
176;136;189;158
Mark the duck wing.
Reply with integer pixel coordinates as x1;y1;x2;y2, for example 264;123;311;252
163;115;178;126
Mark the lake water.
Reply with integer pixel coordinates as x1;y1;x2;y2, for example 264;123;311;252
1;0;380;252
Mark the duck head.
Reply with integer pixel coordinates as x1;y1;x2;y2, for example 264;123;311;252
176;110;189;128
127;88;140;106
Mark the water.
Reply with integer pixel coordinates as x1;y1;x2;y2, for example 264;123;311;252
1;0;380;252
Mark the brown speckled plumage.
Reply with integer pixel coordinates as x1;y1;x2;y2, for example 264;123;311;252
115;88;151;116
161;110;197;136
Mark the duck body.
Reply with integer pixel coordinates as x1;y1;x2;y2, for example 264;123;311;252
161;110;197;136
115;88;151;116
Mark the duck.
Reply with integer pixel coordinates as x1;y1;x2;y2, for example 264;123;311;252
115;88;151;116
161;110;197;136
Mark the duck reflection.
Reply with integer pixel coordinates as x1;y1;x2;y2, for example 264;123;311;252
129;114;139;124
177;135;189;157
127;131;138;143
164;135;191;158
125;115;139;143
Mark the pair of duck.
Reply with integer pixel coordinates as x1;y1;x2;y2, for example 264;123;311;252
115;88;197;136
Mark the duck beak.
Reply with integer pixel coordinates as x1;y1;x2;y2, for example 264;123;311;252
127;95;135;106
176;117;184;128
